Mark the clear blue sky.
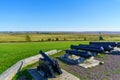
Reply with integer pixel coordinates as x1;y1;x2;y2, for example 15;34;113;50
0;0;120;31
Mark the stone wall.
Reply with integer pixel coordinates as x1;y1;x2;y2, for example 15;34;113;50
0;50;58;80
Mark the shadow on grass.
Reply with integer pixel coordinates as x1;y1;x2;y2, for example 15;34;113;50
13;69;33;80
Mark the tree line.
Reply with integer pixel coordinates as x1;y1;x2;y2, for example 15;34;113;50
25;34;104;42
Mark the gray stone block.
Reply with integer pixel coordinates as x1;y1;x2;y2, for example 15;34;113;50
28;69;80;80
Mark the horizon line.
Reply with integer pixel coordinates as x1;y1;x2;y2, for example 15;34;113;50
0;31;120;32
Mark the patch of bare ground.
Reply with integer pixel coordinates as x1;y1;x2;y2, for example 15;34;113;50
59;54;120;80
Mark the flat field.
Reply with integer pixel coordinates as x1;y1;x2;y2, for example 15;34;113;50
0;32;120;74
0;33;120;42
0;41;88;74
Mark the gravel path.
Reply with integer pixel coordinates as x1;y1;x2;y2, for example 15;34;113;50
60;54;120;80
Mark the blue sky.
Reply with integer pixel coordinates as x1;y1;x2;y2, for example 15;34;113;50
0;0;120;31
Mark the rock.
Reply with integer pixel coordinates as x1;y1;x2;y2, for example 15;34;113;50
78;57;101;68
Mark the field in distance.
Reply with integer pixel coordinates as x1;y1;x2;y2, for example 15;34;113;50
0;32;120;42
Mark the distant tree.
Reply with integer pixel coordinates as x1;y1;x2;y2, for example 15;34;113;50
25;35;31;42
99;32;104;41
47;38;51;41
99;36;104;41
84;37;87;41
55;38;59;41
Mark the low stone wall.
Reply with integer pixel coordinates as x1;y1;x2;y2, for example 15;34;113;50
0;50;58;80
0;61;23;80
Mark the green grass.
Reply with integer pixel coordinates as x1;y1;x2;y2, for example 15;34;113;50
0;41;88;74
13;51;83;80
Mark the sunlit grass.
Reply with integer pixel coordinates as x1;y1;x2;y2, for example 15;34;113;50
0;41;88;74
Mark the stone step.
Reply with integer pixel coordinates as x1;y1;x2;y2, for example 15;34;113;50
28;69;80;80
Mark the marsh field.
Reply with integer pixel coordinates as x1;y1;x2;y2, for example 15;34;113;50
0;32;120;74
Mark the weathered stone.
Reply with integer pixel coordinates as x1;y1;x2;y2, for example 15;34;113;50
78;57;100;68
28;69;80;80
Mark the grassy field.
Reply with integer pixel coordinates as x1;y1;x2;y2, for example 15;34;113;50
0;33;120;42
0;41;88;74
0;32;120;74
